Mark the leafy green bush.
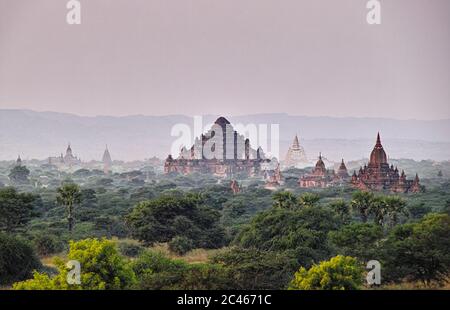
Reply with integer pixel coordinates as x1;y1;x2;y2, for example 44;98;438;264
289;255;364;290
168;236;194;255
0;233;41;285
211;247;298;290
118;241;144;258
33;234;64;256
13;238;135;290
132;250;229;289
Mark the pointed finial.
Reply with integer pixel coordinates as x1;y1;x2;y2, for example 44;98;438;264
292;134;300;148
375;132;382;147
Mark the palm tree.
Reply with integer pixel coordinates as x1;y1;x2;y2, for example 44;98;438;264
298;193;321;207
369;196;388;226
350;191;374;223
329;199;350;222
272;191;297;209
384;196;408;227
57;183;81;233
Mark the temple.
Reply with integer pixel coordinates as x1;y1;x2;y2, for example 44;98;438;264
283;135;308;168
299;153;348;188
102;145;113;174
48;143;81;167
164;117;270;177
351;133;421;193
264;163;283;189
16;155;22;166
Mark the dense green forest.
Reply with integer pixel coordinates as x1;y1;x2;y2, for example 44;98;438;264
1;161;449;290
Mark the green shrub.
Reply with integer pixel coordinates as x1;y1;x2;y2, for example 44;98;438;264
0;233;41;285
168;236;194;255
118;241;144;258
13;238;136;290
289;255;364;290
212;247;298;290
132;250;229;290
33;234;64;256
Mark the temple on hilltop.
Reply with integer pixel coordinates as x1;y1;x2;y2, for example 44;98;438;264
283;135;308;168
351;133;421;193
48;143;81;167
164;117;270;177
299;153;349;188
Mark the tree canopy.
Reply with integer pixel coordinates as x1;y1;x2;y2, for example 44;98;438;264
126;195;225;249
0;187;36;233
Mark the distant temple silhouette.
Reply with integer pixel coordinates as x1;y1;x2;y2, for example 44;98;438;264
283;134;308;168
48;143;81;166
102;145;113;174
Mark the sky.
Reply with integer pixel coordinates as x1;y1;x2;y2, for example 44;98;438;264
0;0;449;120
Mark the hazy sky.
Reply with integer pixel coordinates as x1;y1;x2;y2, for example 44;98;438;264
0;0;449;120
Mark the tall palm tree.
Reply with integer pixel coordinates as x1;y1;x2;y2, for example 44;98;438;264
330;199;350;222
298;193;321;208
272;191;297;209
369;196;388;226
384;196;408;227
350;191;374;223
57;183;81;233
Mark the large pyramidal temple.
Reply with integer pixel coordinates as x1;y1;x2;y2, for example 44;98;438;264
164;117;270;177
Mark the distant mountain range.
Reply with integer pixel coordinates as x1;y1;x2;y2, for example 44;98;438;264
0;109;449;162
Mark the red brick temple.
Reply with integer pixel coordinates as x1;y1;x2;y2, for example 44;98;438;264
351;133;421;193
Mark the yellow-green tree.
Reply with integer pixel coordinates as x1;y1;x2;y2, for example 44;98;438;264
13;238;135;290
289;255;364;290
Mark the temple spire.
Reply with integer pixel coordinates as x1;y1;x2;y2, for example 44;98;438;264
292;134;300;149
376;132;382;147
